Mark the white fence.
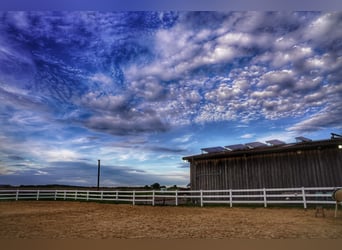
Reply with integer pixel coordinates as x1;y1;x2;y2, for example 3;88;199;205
0;187;340;208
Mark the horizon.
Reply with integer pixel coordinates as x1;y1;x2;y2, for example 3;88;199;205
0;11;341;187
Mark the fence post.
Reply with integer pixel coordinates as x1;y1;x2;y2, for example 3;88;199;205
75;191;78;200
200;190;203;207
263;188;267;208
54;190;57;201
175;190;178;206
133;191;135;206
229;189;232;207
152;190;155;206
116;191;118;201
36;190;40;200
101;191;103;201
302;187;307;209
86;191;89;201
16;189;19;201
64;190;66;200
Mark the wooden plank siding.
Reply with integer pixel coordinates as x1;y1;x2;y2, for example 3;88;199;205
184;139;342;190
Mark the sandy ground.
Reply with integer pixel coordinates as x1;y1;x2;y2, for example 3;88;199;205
0;201;341;239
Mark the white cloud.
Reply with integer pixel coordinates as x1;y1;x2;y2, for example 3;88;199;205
172;134;193;143
304;12;342;45
130;77;166;101
258;70;295;87
194;103;238;124
44;149;80;162
85;111;168;136
205;83;235;102
34;170;49;176
295;76;322;91
240;133;255;139
218;32;252;46
270;45;312;67
256;132;296;144
81;92;128;112
273;36;297;50
124;20;241;82
0;37;34;67
287;104;342;133
99;145;150;162
119;12;342;129
56;177;89;184
0;166;15;175
89;73;113;85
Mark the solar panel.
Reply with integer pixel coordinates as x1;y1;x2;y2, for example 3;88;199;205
266;139;286;146
201;146;226;153
295;136;312;143
225;144;249;151
331;133;342;139
245;142;268;149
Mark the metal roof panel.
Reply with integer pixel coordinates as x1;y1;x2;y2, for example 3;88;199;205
201;146;226;153
245;142;268;148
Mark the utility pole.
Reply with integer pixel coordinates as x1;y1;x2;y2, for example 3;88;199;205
97;159;100;190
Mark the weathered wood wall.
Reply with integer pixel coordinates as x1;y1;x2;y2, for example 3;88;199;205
190;146;342;190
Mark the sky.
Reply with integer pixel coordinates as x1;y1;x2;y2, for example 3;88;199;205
0;11;341;187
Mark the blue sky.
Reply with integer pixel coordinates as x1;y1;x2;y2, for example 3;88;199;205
0;11;341;187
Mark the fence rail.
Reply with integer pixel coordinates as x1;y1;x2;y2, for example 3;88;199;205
0;187;340;208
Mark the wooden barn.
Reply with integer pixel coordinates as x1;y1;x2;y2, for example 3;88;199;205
183;136;342;190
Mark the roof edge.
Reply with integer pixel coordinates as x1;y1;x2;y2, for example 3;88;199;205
183;138;342;161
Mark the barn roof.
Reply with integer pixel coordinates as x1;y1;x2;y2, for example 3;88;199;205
183;138;342;162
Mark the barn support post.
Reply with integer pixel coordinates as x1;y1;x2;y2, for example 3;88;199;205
15;189;19;201
36;190;40;201
229;189;232;207
200;190;203;207
302;187;307;209
263;188;267;208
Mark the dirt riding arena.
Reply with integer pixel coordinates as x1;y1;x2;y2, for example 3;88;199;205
0;201;342;239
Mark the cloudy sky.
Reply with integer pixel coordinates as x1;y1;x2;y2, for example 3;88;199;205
0;11;341;187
